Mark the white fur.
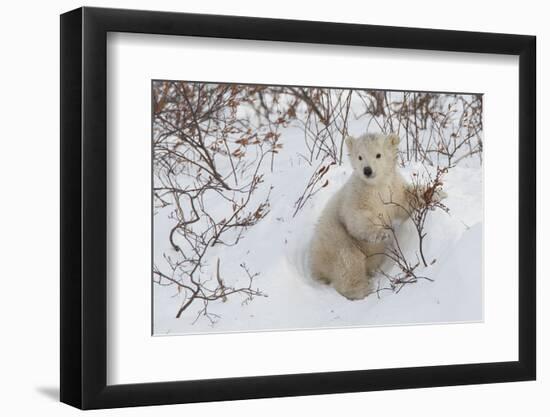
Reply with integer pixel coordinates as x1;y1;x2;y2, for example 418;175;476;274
309;133;411;300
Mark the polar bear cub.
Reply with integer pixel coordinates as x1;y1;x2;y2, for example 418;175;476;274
309;133;411;300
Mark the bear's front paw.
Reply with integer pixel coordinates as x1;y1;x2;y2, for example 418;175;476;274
367;229;390;243
429;189;448;210
434;188;448;202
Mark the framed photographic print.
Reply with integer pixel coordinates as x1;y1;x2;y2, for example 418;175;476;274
60;6;536;410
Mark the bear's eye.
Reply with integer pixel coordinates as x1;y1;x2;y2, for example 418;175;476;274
358;156;362;161
376;153;381;159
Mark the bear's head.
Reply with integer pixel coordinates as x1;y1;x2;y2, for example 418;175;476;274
345;133;399;185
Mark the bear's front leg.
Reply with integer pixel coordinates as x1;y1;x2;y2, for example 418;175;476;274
365;227;391;244
340;207;390;243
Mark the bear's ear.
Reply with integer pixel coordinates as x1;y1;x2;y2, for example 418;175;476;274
345;135;355;151
388;133;400;147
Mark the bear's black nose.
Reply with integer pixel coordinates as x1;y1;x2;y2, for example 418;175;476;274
363;166;373;177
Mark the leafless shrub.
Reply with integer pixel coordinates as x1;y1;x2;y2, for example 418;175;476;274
153;81;291;320
154;259;266;323
284;87;353;165
352;91;483;168
293;161;335;217
371;167;449;295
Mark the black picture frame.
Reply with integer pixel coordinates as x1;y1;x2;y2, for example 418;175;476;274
60;6;536;410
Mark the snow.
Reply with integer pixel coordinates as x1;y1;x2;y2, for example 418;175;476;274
153;91;483;335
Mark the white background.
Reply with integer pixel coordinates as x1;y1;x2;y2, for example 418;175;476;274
108;33;517;384
0;0;545;415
